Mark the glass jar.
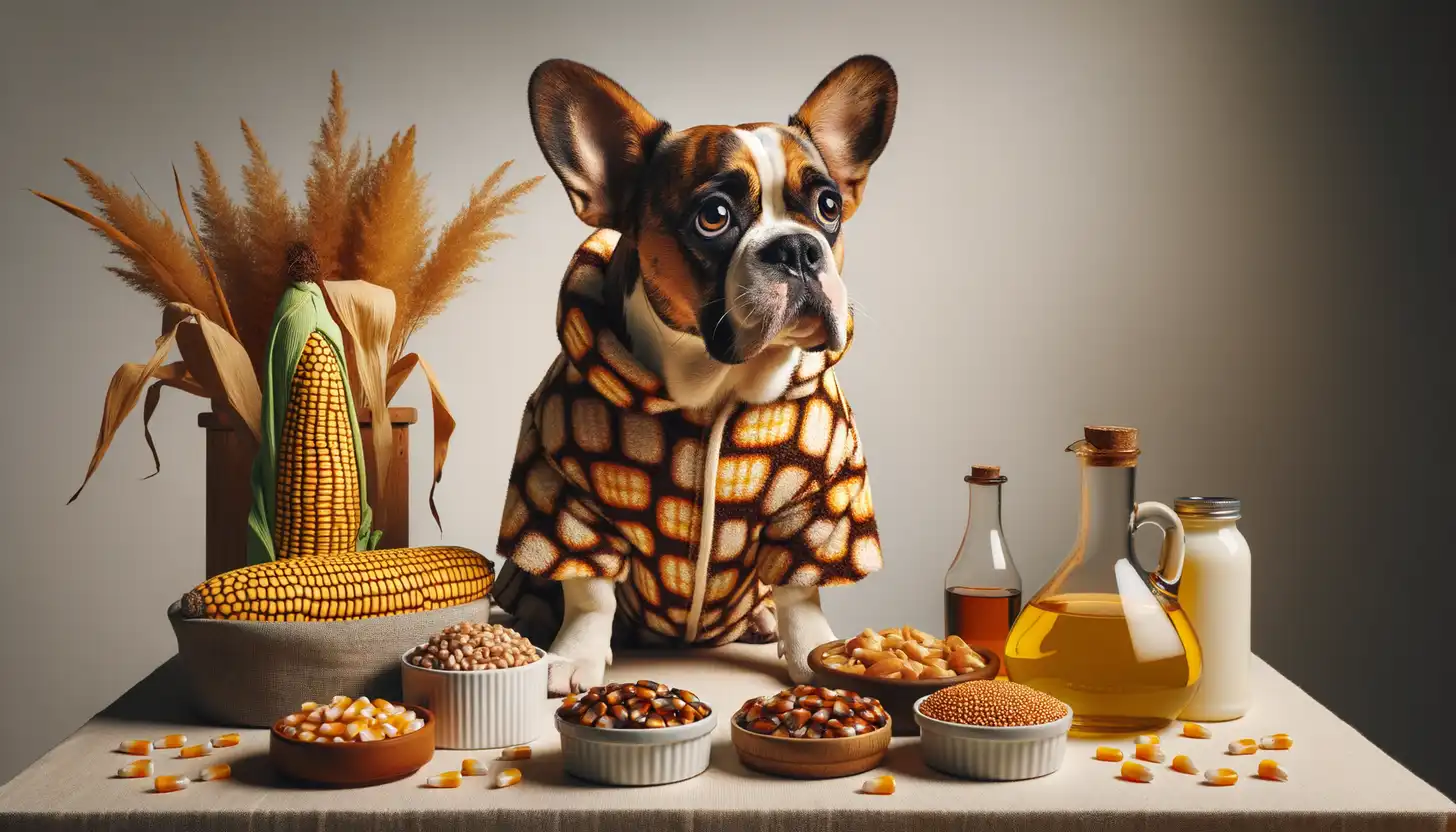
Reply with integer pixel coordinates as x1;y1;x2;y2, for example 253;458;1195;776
1174;497;1251;722
943;465;1022;673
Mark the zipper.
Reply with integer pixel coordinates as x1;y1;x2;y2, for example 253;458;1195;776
683;400;736;643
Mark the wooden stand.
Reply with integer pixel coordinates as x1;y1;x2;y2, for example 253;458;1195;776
198;407;418;577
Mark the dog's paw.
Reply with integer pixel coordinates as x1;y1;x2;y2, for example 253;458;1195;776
547;655;606;697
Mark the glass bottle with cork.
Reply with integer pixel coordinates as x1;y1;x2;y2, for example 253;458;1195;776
944;464;1022;674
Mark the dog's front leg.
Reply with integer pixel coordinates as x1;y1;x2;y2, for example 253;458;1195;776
547;577;617;696
773;585;837;684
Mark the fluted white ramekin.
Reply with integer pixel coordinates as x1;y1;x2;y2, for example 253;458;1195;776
556;709;718;786
913;694;1072;781
400;646;547;750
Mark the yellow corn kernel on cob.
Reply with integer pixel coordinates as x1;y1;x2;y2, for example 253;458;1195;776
1135;734;1160;746
117;760;153;779
118;740;151;756
177;547;494;622
1120;761;1154;783
1257;759;1289;781
1227;738;1257;755
201;764;232;782
1182;722;1212;739
862;774;896;795
1095;747;1124;762
1204;767;1239;786
211;733;240;748
1135;743;1166;764
154;775;190;793
426;771;462;788
273;332;362;559
495;768;522;789
501;746;532;761
1259;733;1293;750
179;743;211;759
154;734;186;749
1171;755;1199;775
462;758;490;776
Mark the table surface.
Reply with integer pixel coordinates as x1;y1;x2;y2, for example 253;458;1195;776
1;644;1451;832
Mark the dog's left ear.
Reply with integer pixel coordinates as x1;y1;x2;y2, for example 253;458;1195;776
791;55;897;222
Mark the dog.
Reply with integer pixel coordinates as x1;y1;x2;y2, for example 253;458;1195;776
491;55;896;695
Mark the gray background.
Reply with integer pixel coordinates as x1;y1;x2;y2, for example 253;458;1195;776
2;0;1451;797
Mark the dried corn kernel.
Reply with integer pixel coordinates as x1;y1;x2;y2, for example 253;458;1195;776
1095;746;1124;762
117;759;153;779
301;722;320;733
372;698;391;711
1120;761;1154;783
210;733;241;748
201;763;232;781
1257;759;1289;781
296;731;317;743
495;768;522;789
154;775;190;793
1135;743;1166;764
300;701;321;712
154;734;187;749
118;740;152;756
1171;755;1199;775
1135;734;1160;746
179;743;212;759
1204;767;1239;786
1227;738;1257;755
462;758;490;776
358;727;383;743
1182;722;1212;739
862;774;896;794
426;771;462;788
501;745;532;761
403;719;424;734
381;724;399;738
1259;733;1293;750
319;722;346;738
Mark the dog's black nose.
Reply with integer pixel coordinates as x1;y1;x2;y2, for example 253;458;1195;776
760;233;822;279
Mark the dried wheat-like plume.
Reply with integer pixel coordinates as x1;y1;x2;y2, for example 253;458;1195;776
191;143;255;310
236;119;302;359
352;127;430;305
305;71;362;281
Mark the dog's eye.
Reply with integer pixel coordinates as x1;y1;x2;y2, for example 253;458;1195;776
815;190;842;230
695;198;732;238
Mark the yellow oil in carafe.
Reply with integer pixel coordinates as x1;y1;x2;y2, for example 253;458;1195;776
1005;592;1202;736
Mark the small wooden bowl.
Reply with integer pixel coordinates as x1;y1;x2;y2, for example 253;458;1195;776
808;641;999;736
730;718;892;779
268;704;436;787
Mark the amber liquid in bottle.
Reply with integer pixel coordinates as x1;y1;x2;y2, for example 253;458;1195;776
944;587;1021;671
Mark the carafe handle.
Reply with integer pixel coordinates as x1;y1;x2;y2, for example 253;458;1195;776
1134;501;1186;592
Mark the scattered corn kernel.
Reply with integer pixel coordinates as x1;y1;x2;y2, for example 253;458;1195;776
426;771;462;788
1257;759;1289;782
461;758;490;776
501;745;532;761
1095;746;1125;762
179;743;212;759
154;775;190;793
1204;767;1239;786
1135;743;1166;764
1259;733;1293;750
118;740;152;756
1120;761;1154;783
1182;722;1212;739
862;774;896;795
210;733;241;748
1171;755;1199;775
154;734;187;749
1136;734;1160;745
200;763;232;782
1227;738;1257;755
495;768;522;789
117;759;153;779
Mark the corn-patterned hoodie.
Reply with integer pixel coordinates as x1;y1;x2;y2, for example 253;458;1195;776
493;231;880;647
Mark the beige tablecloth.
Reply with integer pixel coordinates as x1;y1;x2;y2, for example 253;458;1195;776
0;643;1450;832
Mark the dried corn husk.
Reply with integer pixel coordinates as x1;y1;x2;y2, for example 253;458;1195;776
386;353;455;531
321;280;397;532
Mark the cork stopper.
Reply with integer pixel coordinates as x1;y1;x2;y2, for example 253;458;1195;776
965;465;1006;485
1084;425;1139;452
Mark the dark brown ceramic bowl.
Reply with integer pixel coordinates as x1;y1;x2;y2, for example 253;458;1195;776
269;703;436;787
808;641;999;736
730;716;892;779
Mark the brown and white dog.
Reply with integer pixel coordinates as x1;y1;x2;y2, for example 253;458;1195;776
493;56;896;694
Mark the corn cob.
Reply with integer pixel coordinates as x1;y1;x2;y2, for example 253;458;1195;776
179;546;494;621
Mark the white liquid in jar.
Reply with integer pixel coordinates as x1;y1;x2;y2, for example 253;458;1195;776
1177;518;1251;722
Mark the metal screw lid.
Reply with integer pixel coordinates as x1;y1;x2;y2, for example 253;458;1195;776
1175;497;1242;519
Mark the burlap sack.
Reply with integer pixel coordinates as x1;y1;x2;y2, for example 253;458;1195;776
168;599;495;727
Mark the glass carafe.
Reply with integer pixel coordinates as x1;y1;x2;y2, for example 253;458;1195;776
944;465;1022;674
1004;426;1202;736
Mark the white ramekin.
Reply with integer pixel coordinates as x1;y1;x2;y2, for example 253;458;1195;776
913;694;1072;781
399;646;548;750
556;709;718;786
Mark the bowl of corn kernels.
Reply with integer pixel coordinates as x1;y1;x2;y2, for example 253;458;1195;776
808;626;999;735
269;696;436;786
399;621;548;750
554;680;717;787
913;679;1072;781
730;685;892;779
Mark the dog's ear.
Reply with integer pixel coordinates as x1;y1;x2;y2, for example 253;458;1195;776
529;59;667;230
791;55;897;222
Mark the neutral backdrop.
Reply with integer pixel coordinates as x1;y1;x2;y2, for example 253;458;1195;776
2;0;1451;797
